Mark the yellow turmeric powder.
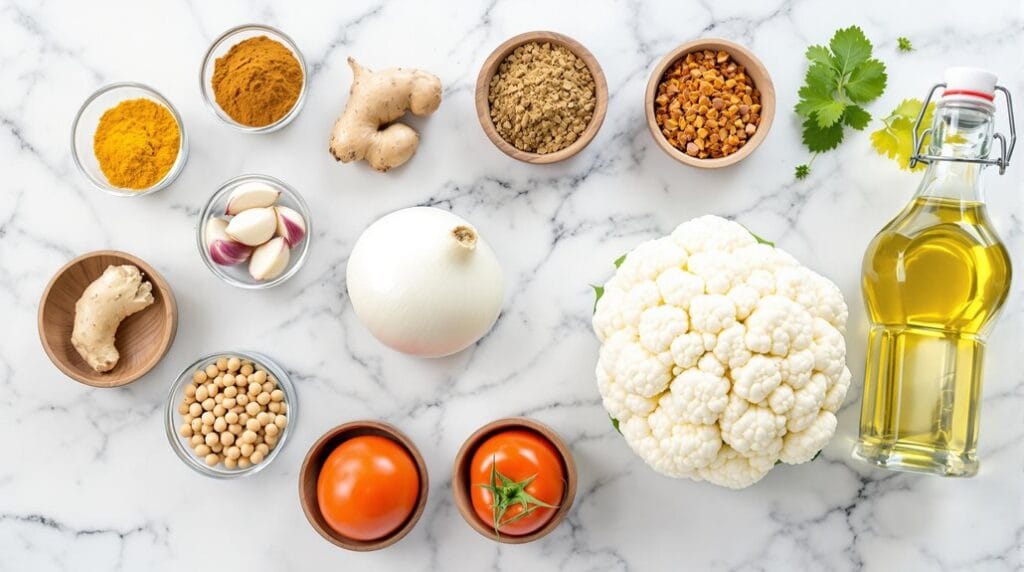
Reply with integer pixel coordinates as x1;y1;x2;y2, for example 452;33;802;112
212;36;303;127
93;99;180;190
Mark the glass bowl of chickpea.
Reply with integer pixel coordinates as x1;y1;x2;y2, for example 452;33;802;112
165;351;296;478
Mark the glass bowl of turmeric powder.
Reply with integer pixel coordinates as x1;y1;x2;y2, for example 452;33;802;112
200;24;308;133
70;82;189;197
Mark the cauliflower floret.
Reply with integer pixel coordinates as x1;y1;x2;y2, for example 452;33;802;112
779;411;837;464
787;372;828;432
731;354;783;403
699;445;775;489
689;294;737;334
823;367;851;412
671;215;756;255
713;324;752;370
744;296;813;355
614;341;673;398
661;368;731;425
593;215;850;489
638;306;689;354
655;268;705;310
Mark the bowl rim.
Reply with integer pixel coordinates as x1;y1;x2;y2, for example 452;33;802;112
37;249;178;387
475;30;609;164
451;417;577;544
199;23;308;134
644;37;776;169
70;82;189;197
164;350;297;479
196;173;312;290
298;420;430;551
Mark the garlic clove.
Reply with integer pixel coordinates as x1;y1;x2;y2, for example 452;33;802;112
226;207;277;246
206;217;252;265
249;237;290;281
225;182;281;215
209;239;253;266
274;206;307;247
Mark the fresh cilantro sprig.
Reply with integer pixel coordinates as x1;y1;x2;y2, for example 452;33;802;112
870;98;934;170
794;26;888;178
897;37;913;52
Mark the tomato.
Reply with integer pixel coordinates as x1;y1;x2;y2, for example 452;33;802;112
469;429;565;536
316;435;419;541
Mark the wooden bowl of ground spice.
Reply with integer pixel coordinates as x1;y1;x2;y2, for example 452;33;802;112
200;24;307;133
645;38;775;169
71;82;188;196
476;31;608;164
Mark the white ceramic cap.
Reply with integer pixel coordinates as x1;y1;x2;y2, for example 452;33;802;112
941;67;997;109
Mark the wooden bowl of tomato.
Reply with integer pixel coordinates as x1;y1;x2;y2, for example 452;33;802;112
452;417;577;543
298;421;428;551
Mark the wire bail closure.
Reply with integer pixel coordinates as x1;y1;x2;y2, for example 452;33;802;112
909;83;1017;175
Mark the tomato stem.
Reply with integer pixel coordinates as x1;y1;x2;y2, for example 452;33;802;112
479;455;558;539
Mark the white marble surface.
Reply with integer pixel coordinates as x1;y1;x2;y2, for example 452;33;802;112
1;0;1021;570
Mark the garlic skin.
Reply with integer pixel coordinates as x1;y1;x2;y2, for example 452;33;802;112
205;217;252;265
225;182;281;215
226;207;277;246
249;237;290;281
274;206;307;247
346;207;504;358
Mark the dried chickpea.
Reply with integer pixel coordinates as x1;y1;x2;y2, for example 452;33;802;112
228;424;242;436
191;418;203;433
256;443;270;457
265;423;279;437
201;398;215;411
214;417;228;432
195;386;208;402
240;443;255;457
253;370;267;384
256;412;271;426
190;434;204;447
225;411;239;424
224;386;238;398
256;392;271;406
250;450;264;465
213;404;226;417
227;357;241;372
236;394;249;406
268;402;281;413
201;412;215;425
224;457;238;469
261;381;274;394
216;357;228;371
220;432;235;446
204;364;219;378
188;403;202;417
245;402;260;416
205;432;219;447
226;446;241;459
274;415;287;429
270;389;284;402
238;458;251;469
205;453;219;466
179;424;193;438
245;418;260;432
192;371;207;384
195;444;211;456
240;364;253;376
247;383;261;396
242;430;258;444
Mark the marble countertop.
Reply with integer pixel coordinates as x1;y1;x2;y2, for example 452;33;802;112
1;0;1021;570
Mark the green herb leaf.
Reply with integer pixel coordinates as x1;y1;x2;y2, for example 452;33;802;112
815;101;848;128
613;253;627;268
870;98;934;170
842;105;871;130
802;116;845;152
805;45;834;68
746;228;775;247
897;37;913;52
610;415;622;435
795;164;810;179
829;26;872;73
844;59;888;103
795;64;836;118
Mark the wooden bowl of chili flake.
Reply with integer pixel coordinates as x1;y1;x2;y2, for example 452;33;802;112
646;38;775;168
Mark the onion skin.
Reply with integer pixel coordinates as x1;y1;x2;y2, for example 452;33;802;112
346;207;504;358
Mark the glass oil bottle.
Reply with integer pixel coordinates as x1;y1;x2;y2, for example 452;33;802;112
853;68;1016;477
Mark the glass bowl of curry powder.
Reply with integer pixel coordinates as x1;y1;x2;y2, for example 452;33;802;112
71;82;189;196
200;24;307;133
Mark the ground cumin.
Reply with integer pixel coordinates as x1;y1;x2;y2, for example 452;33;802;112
488;42;596;154
93;98;180;190
212;36;303;127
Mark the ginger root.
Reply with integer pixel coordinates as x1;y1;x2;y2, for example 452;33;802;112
329;57;442;172
71;265;154;373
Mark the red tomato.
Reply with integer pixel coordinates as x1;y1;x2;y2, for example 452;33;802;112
316;435;419;541
470;429;565;536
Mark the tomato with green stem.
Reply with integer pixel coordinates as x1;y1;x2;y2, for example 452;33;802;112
469;429;565;536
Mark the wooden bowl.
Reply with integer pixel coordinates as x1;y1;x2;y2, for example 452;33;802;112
475;31;608;164
645;38;776;168
452;417;577;544
38;250;178;388
299;421;429;551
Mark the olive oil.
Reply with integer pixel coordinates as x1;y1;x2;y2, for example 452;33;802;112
853;68;1015;477
857;197;1010;475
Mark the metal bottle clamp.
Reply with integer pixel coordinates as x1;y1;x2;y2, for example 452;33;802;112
909;83;1017;175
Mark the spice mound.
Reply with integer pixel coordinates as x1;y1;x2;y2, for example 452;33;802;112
488;41;596;154
177;356;289;470
212;36;303;127
93;99;180;190
654;50;762;159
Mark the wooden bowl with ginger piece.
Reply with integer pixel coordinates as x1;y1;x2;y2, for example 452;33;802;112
38;250;178;387
645;38;776;169
476;31;609;164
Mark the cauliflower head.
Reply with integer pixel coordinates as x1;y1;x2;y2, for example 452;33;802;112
593;216;851;489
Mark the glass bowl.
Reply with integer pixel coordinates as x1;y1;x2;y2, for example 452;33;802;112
70;82;189;197
199;24;308;133
197;173;312;289
165;351;297;479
